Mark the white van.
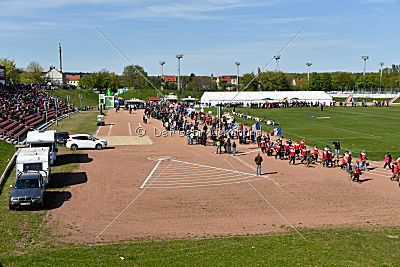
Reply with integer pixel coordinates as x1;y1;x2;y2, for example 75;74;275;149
16;147;51;186
26;130;57;164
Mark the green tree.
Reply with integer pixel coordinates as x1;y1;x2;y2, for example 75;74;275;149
0;58;20;84
258;72;291;91
307;72;332;91
356;75;378;89
122;65;148;89
331;72;355;91
240;73;258;91
21;61;45;84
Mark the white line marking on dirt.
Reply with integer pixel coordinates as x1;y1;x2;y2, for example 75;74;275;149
224;159;306;240
108;122;113;136
95;126;101;135
235;149;260;156
233;156;281;186
128;122;132;136
173;159;258;177
146;178;267;189
96;157;175;238
140;160;161;188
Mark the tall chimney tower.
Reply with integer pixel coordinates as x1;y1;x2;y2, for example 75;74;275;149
58;42;62;72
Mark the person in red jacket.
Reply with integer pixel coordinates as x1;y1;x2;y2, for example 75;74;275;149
289;146;296;165
260;139;266;154
391;163;399;182
300;139;306;149
266;142;272;156
301;147;308;163
294;141;300;158
360;150;368;171
352;161;361;183
313;145;319;162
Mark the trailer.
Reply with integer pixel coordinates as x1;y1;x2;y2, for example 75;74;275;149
16;147;51;186
26;130;57;164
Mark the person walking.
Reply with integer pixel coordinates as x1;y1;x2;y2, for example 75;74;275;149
232;141;236;156
360;150;368;171
333;139;340;159
289;146;296;165
352;161;361;183
383;152;392;169
255;153;263;176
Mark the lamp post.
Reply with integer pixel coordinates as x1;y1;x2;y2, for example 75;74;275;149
306;62;312;81
274;55;280;72
379;62;384;91
176;54;183;91
235;62;240;92
160;61;165;90
361;56;369;76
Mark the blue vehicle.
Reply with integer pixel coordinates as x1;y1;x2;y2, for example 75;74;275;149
9;172;45;210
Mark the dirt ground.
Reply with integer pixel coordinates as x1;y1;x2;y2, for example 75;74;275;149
46;108;400;243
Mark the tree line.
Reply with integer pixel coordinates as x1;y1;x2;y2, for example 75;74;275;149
1;57;400;91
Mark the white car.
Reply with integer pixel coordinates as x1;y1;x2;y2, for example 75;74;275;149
66;134;107;150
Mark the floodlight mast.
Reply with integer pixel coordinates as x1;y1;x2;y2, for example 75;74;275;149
379;62;384;90
160;61;165;90
361;56;369;76
306;62;312;81
176;54;183;91
235;62;240;92
274;55;281;72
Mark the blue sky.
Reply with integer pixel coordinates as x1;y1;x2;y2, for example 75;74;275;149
0;0;399;76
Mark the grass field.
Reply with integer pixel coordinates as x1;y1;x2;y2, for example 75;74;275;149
1;227;400;266
0;141;15;176
120;89;203;101
205;106;400;161
48;110;100;135
47;89;99;107
333;97;400;103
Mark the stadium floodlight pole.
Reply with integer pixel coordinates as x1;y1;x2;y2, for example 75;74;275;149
235;62;240;92
379;62;384;90
176;54;183;91
224;27;305;107
160;61;165;90
306;62;312;81
361;56;369;76
94;27;169;102
274;55;281;72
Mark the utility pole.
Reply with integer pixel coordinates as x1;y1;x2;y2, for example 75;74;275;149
160;61;165;90
306;62;312;81
361;56;369;76
176;54;183;91
379;62;384;91
274;55;281;72
235;62;240;92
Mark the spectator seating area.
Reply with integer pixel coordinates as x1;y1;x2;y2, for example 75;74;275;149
0;84;73;143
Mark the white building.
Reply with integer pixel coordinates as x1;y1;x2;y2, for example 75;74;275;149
44;66;63;85
200;91;333;106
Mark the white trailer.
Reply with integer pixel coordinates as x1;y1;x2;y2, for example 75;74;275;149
26;130;57;164
16;147;51;186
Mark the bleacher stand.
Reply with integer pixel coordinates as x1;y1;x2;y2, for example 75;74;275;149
0;83;73;143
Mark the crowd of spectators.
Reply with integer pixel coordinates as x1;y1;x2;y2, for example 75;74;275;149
0;83;72;142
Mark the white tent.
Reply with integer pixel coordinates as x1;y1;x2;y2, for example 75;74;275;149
200;91;332;106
